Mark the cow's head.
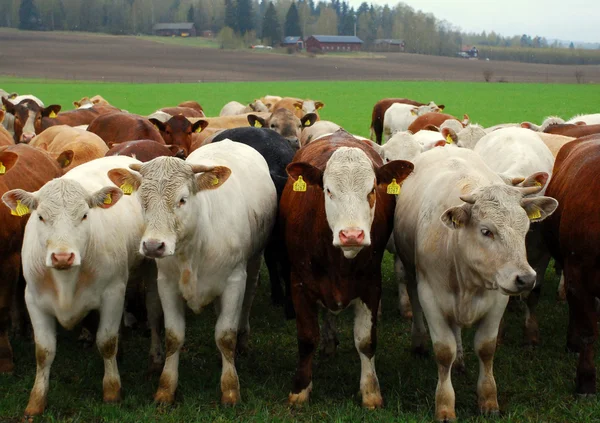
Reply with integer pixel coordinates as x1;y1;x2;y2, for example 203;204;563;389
441;180;558;295
2;98;61;143
249;100;269;113
294;100;324;117
150;115;208;155
248;108;316;150
287;147;413;259
107;158;231;258
2;179;122;270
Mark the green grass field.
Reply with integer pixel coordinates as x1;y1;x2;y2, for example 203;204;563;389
1;78;600;422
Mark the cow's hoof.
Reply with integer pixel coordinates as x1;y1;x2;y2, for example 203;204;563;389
221;389;241;406
479;401;500;415
103;390;121;403
103;380;122;403
435;409;457;423
362;393;383;409
154;389;175;405
288;383;312;406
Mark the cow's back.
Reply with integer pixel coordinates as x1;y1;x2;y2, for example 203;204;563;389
88;112;164;145
106;139;179;162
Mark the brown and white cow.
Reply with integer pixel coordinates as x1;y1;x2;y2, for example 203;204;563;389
280;130;413;407
106;140;186;162
1;98;61;143
248;108;316;149
407;112;469;134
271;97;324;119
149;115;208;155
87;112;164;146
73;95;110;108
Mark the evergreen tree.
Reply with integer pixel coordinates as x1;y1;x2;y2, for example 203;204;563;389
284;2;302;37
261;1;281;45
187;5;194;23
18;0;40;30
224;0;238;32
237;0;254;34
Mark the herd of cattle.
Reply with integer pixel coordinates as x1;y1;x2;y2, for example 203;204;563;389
1;88;600;421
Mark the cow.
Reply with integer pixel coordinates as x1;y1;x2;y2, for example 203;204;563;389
41;105;121;132
543;134;600;397
393;146;557;421
443;124;487;149
219;100;269;116
190;128;226;151
0;144;65;374
149;115;208;155
106;140;186;162
31;126;109;171
300;120;341;147
280;130;413;407
258;95;283;111
247;109;316;150
87;112;164;146
177;101;204;114
189;113;270;131
271;97;324;119
1;98;61;143
540;123;600;138
0;111;14;146
73;95;110;108
7;95;44;107
107;140;277;405
473;127;555;346
381;103;440;143
407;112;469;134
566;113;600;125
370;98;444;144
2;155;153;416
158;107;206;118
210;127;297;316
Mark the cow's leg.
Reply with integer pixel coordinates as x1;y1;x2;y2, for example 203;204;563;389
452;326;465;374
289;278;318;406
264;242;284;306
395;255;412;319
522;233;550;346
215;265;246;405
0;253;19;373
407;277;428;356
97;283;126;403
11;266;29;338
143;260;164;373
354;298;382;409
237;254;261;355
154;272;186;405
566;264;598;395
557;274;566;302
524;286;541;346
474;301;506;415
320;310;338;357
24;293;56;417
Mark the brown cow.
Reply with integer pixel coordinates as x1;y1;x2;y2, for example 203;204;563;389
248;109;316;149
149;115;208;154
370;98;445;143
190;128;226;151
543;134;600;396
177;100;204;114
280;130;413;407
0;144;64;373
87;112;165;145
189;113;270;130
106;140;186;162
0;111;14;146
407;112;468;133
41;105;121;132
271;97;324;119
539;123;600;138
159;107;205;118
1;98;61;143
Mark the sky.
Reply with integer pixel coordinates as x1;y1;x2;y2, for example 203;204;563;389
345;0;600;44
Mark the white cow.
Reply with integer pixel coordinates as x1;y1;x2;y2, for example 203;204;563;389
393;147;557;421
300;120;341;147
108;140;277;405
567;113;600;125
382;103;438;142
8;94;45;107
443;124;487;149
474;127;555;345
219;100;269;116
1;156;149;417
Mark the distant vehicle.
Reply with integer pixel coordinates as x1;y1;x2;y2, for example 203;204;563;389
251;45;273;50
457;52;469;58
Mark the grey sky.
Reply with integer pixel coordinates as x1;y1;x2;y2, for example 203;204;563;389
345;0;600;44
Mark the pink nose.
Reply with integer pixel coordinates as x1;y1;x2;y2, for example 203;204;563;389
20;133;35;143
339;229;365;246
51;252;75;270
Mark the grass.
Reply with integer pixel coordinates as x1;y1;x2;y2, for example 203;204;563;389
1;78;600;422
136;35;221;49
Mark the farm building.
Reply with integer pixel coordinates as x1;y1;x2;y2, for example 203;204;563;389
305;35;363;52
282;36;304;51
373;39;405;52
153;23;197;37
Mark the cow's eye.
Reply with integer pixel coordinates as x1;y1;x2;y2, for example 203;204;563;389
82;213;88;221
179;198;187;206
38;215;44;222
325;188;333;198
270;124;276;128
481;228;494;239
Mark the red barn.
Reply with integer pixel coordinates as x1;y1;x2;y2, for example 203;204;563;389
305;35;363;53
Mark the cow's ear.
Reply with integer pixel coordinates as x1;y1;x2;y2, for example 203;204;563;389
522;172;549;190
42;105;61;118
462;114;470;126
56;150;74;168
191;119;208;133
301;113;317;128
375;160;413;187
441;204;471;229
194;166;231;191
0;151;18;174
89;186;123;209
73;101;80;108
167;145;187;159
2;97;15;114
438;104;445;110
314;101;324;110
149;118;166;132
521;197;558;222
2;189;37;216
293;101;303;111
107;168;142;195
287;162;323;188
247;115;266;128
441;127;457;144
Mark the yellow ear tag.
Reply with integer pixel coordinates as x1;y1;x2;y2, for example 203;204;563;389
49;110;57;118
446;134;453;144
0;162;6;174
103;193;112;205
305;120;311;126
254;120;262;128
535;181;542;187
293;176;307;192
212;177;219;186
195;126;203;133
295;105;301;110
11;200;30;216
63;159;70;167
528;208;541;220
120;183;134;195
387;178;401;195
1;105;5;111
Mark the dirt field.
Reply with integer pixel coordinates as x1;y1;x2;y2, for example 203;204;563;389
1;29;599;83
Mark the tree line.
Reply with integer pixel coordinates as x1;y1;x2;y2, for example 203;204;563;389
5;0;599;65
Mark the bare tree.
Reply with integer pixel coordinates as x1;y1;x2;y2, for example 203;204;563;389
575;69;585;84
483;68;494;82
